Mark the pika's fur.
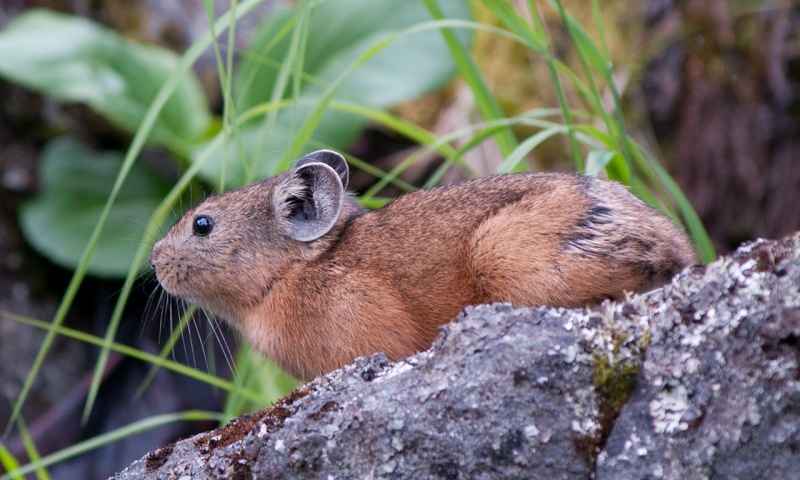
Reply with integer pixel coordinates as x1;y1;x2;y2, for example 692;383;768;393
150;150;694;381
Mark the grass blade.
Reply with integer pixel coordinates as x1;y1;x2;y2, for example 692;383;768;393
0;411;226;480
3;310;266;403
13;416;49;480
0;441;21;480
423;0;518;157
496;125;565;173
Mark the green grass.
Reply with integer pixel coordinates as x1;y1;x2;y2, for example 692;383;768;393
0;410;226;480
1;0;715;477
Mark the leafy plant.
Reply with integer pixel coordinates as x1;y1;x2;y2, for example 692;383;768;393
0;441;22;480
0;9;213;277
0;9;210;153
19;137;172;277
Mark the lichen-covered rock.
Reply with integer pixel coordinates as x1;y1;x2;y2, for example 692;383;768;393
113;233;800;480
597;234;800;479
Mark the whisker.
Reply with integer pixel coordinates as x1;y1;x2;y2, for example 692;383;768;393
182;301;198;369
191;308;211;372
204;310;239;383
141;277;162;339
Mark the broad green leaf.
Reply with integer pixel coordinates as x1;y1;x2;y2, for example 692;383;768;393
0;9;210;152
236;0;471;112
195;0;472;186
19;137;172;278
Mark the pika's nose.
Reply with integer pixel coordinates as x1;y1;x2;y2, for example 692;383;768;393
149;241;162;269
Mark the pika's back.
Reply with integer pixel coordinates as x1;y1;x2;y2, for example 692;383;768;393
314;172;693;314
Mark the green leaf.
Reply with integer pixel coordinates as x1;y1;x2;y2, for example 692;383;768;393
479;0;546;52
4;309;266;403
19;137;172;278
496;126;565;174
0;441;22;480
0;410;226;480
585;149;617;177
195;0;472;185
13;416;50;480
223;345;300;418
0;9;210;152
237;0;471;112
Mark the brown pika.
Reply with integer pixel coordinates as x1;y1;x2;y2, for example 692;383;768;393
150;150;695;381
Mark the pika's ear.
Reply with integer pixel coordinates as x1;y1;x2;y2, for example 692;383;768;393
275;161;344;242
296;150;349;189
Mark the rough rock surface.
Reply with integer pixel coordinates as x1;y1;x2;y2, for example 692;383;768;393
114;233;800;479
597;234;800;478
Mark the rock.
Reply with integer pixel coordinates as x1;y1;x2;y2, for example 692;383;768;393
597;234;800;479
113;233;800;479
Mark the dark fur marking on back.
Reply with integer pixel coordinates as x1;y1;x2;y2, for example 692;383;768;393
564;203;614;255
587;205;612;223
577;206;612;228
656;257;684;280
473;190;530;230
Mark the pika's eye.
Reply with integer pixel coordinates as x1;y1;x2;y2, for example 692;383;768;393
192;215;214;236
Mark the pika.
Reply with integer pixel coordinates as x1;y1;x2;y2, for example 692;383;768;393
150;150;694;381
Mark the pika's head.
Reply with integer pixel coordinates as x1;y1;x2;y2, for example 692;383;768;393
149;150;350;321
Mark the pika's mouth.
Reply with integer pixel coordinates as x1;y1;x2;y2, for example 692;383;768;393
153;269;176;297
